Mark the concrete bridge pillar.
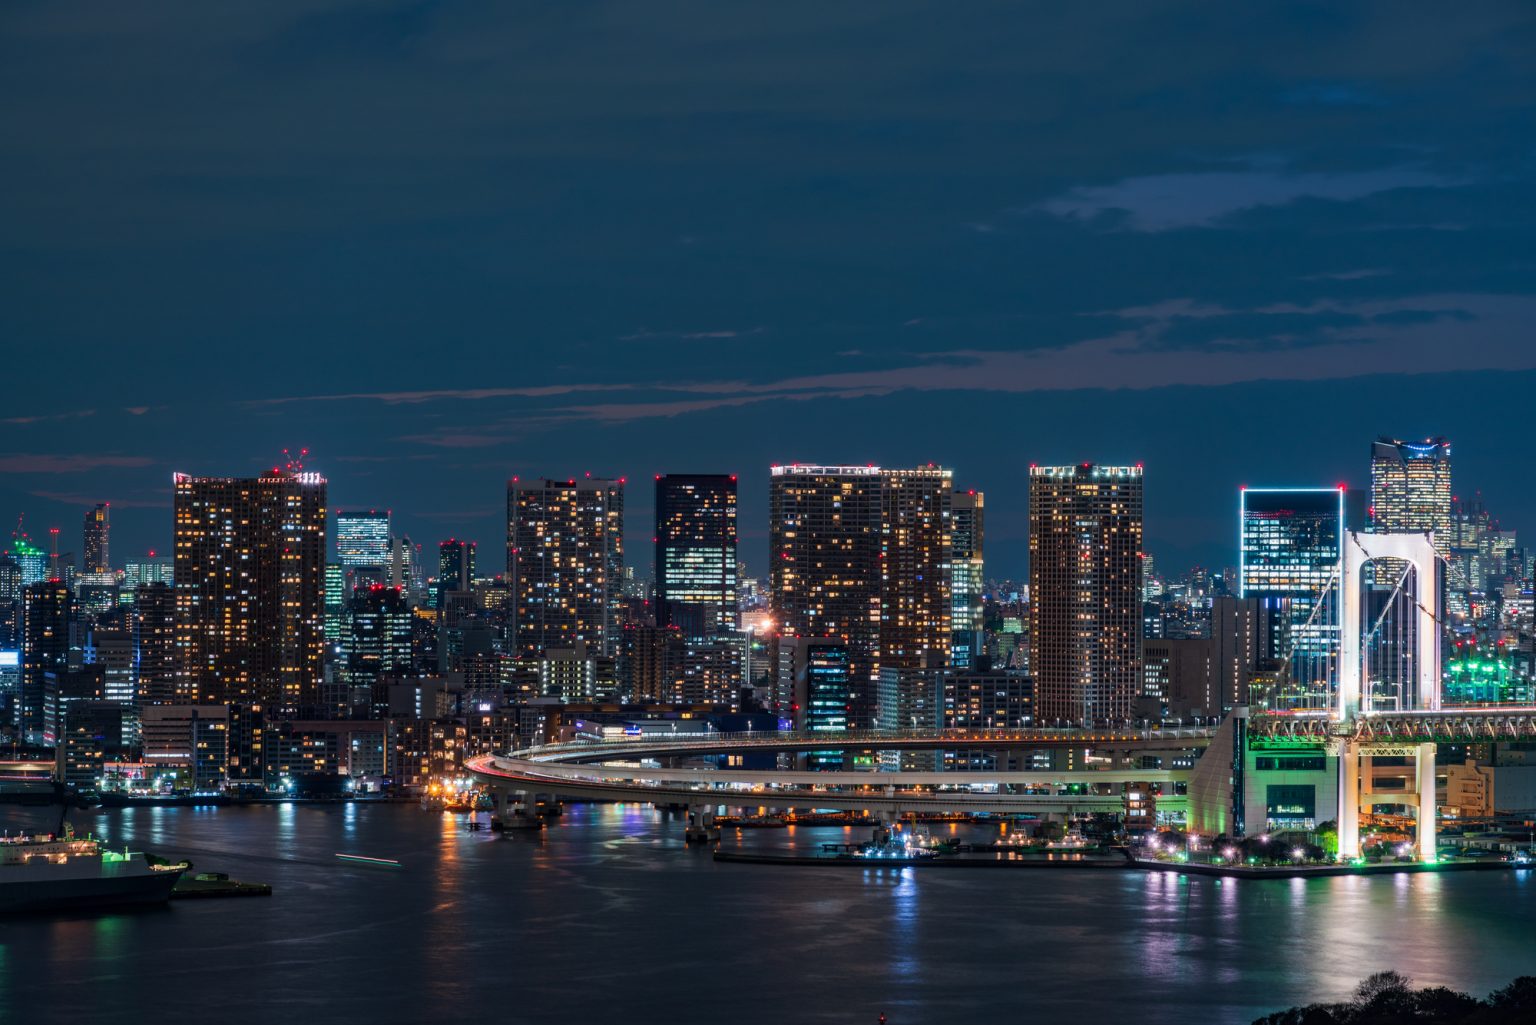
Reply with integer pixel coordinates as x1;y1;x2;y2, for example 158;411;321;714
1417;743;1437;861
489;785;543;832
684;804;719;844
1337;740;1361;859
1337;741;1435;861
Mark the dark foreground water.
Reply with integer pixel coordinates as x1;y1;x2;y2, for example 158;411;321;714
2;803;1533;1025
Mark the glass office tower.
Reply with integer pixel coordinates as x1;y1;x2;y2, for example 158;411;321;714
654;474;738;637
1239;487;1345;709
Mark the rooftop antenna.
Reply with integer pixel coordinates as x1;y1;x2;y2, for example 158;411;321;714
280;447;311;474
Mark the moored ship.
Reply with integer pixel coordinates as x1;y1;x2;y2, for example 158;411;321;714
0;833;185;914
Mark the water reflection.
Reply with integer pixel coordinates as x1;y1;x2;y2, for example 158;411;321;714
0;807;1531;1025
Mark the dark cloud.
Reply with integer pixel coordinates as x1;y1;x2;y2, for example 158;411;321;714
0;1;1533;570
0;454;154;474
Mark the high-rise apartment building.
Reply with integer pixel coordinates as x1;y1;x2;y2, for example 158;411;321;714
768;463;956;727
1210;595;1262;711
336;510;391;569
21;581;71;742
654;474;738;637
880;466;953;673
768;465;883;723
1028;464;1143;724
0;556;20;649
133;582;180;706
1368;438;1449;704
951;491;985;669
1371;437;1451;538
83;503;110;574
507;477;625;659
172;470;327;715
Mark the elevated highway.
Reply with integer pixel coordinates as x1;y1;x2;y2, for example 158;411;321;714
465;727;1202;816
512;726;1216;765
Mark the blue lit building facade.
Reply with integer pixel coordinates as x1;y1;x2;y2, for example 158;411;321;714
778;636;851;769
950;491;984;668
336;510;391;569
654;474;738;638
1239;487;1351;709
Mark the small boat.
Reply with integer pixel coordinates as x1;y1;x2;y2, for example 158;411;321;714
1044;831;1094;850
334;853;402;868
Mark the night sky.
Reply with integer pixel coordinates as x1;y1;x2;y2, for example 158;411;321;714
3;3;1533;577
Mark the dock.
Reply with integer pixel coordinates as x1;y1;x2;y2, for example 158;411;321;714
713;849;1131;869
171;872;273;899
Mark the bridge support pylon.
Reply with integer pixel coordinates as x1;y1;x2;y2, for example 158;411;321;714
1336;740;1435;861
1338;741;1361;859
488;786;544;832
1416;743;1437;861
684;804;719;844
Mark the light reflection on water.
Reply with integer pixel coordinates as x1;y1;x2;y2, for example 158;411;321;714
0;803;1531;1025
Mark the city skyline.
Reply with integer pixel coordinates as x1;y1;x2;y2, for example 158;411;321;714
4;5;1535;1023
0;425;1513;585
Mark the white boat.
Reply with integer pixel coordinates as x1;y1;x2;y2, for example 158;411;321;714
1043;831;1094;850
0;834;185;914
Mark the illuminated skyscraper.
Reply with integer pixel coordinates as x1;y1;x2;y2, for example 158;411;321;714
133;582;180;706
172;470;327;715
769;465;882;723
1240;488;1345;604
1371;437;1451;539
343;584;413;700
507;477;625;659
324;563;348;644
435;539;476;609
123;555;173;589
82;503;110;574
880;466;953;674
768;464;953;727
388;536;421;592
950;491;985;669
0;556;20;649
21;581;71;742
336;510;391;568
654;474;738;637
1239;487;1347;706
1028;464;1143;724
1369;438;1450;700
777;635;852;769
9;537;47;587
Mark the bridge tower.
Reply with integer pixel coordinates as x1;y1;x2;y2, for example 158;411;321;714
1335;531;1442;860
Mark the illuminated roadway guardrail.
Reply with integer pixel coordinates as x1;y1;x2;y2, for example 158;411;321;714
512;726;1217;765
1250;708;1536;742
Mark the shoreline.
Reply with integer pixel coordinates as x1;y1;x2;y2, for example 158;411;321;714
714;848;1528;878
